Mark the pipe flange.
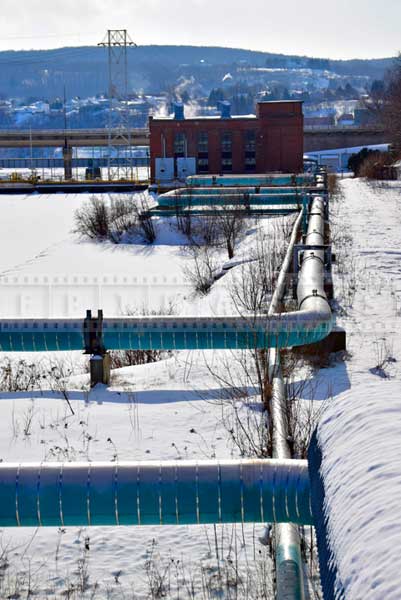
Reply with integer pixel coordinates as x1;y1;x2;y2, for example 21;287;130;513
301;253;325;266
298;292;330;310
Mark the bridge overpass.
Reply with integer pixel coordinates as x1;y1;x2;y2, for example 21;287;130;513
0;128;149;148
0;126;388;178
304;126;388;152
0;126;386;151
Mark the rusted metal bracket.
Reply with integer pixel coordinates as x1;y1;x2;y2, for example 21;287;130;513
83;309;106;356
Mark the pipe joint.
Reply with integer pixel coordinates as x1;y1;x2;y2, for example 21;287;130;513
298;292;330;311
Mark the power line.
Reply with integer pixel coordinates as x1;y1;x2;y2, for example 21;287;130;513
1;32;98;41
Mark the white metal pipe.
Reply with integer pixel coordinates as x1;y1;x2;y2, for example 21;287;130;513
267;198;329;600
269;210;304;317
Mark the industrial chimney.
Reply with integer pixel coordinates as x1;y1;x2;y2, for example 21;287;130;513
173;102;185;120
220;101;231;119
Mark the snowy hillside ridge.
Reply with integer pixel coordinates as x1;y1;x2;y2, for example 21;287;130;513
310;178;401;599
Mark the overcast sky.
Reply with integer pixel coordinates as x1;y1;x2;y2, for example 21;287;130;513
1;0;400;59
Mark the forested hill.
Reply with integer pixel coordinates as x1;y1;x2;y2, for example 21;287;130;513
0;44;395;99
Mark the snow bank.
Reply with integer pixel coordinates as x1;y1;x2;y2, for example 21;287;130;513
312;178;401;599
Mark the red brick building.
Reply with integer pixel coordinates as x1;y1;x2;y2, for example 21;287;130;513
149;100;304;182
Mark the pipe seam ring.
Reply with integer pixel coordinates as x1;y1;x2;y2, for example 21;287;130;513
298;293;330;310
300;254;326;266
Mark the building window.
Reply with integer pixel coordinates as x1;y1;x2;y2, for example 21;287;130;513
221;132;232;156
245;130;256;153
244;130;256;172
197;132;209;173
245;157;256;171
174;132;186;157
221;132;232;172
221;158;233;172
197;158;209;173
198;132;208;154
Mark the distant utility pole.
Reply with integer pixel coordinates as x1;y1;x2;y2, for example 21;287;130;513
98;30;137;181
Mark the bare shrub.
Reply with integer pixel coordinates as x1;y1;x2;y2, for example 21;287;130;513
0;359;42;392
109;349;171;369
231;260;269;314
327;183;362;315
285;378;324;460
301;528;324;600
214;201;247;260
282;346;339;460
143;530;274;599
230;226;287;314
73;195;110;240
203;215;298;457
174;189;193;237
190;214;220;248
183;204;270;295
108;195;138;241
0;357;82;418
370;336;396;378
383;54;401;149
182;199;247;258
46;358;77;415
224;395;271;458
183;245;219;295
133;193;157;243
176;209;193;238
358;151;393;179
327;173;339;196
145;540;170;599
205;347;273;458
73;193;157;244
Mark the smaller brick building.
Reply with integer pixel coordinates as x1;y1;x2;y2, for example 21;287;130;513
149;100;304;182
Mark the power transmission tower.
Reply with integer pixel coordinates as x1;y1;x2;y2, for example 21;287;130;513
98;30;137;181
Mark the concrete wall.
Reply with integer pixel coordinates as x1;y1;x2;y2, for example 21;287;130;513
304;128;388;152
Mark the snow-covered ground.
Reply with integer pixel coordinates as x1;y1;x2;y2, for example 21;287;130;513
0;192;288;319
312;178;401;599
2;179;400;598
0;192;289;598
0;191;191;318
0;352;269;599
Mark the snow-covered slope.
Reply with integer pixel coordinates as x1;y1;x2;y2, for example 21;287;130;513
314;179;401;599
0;192;287;598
